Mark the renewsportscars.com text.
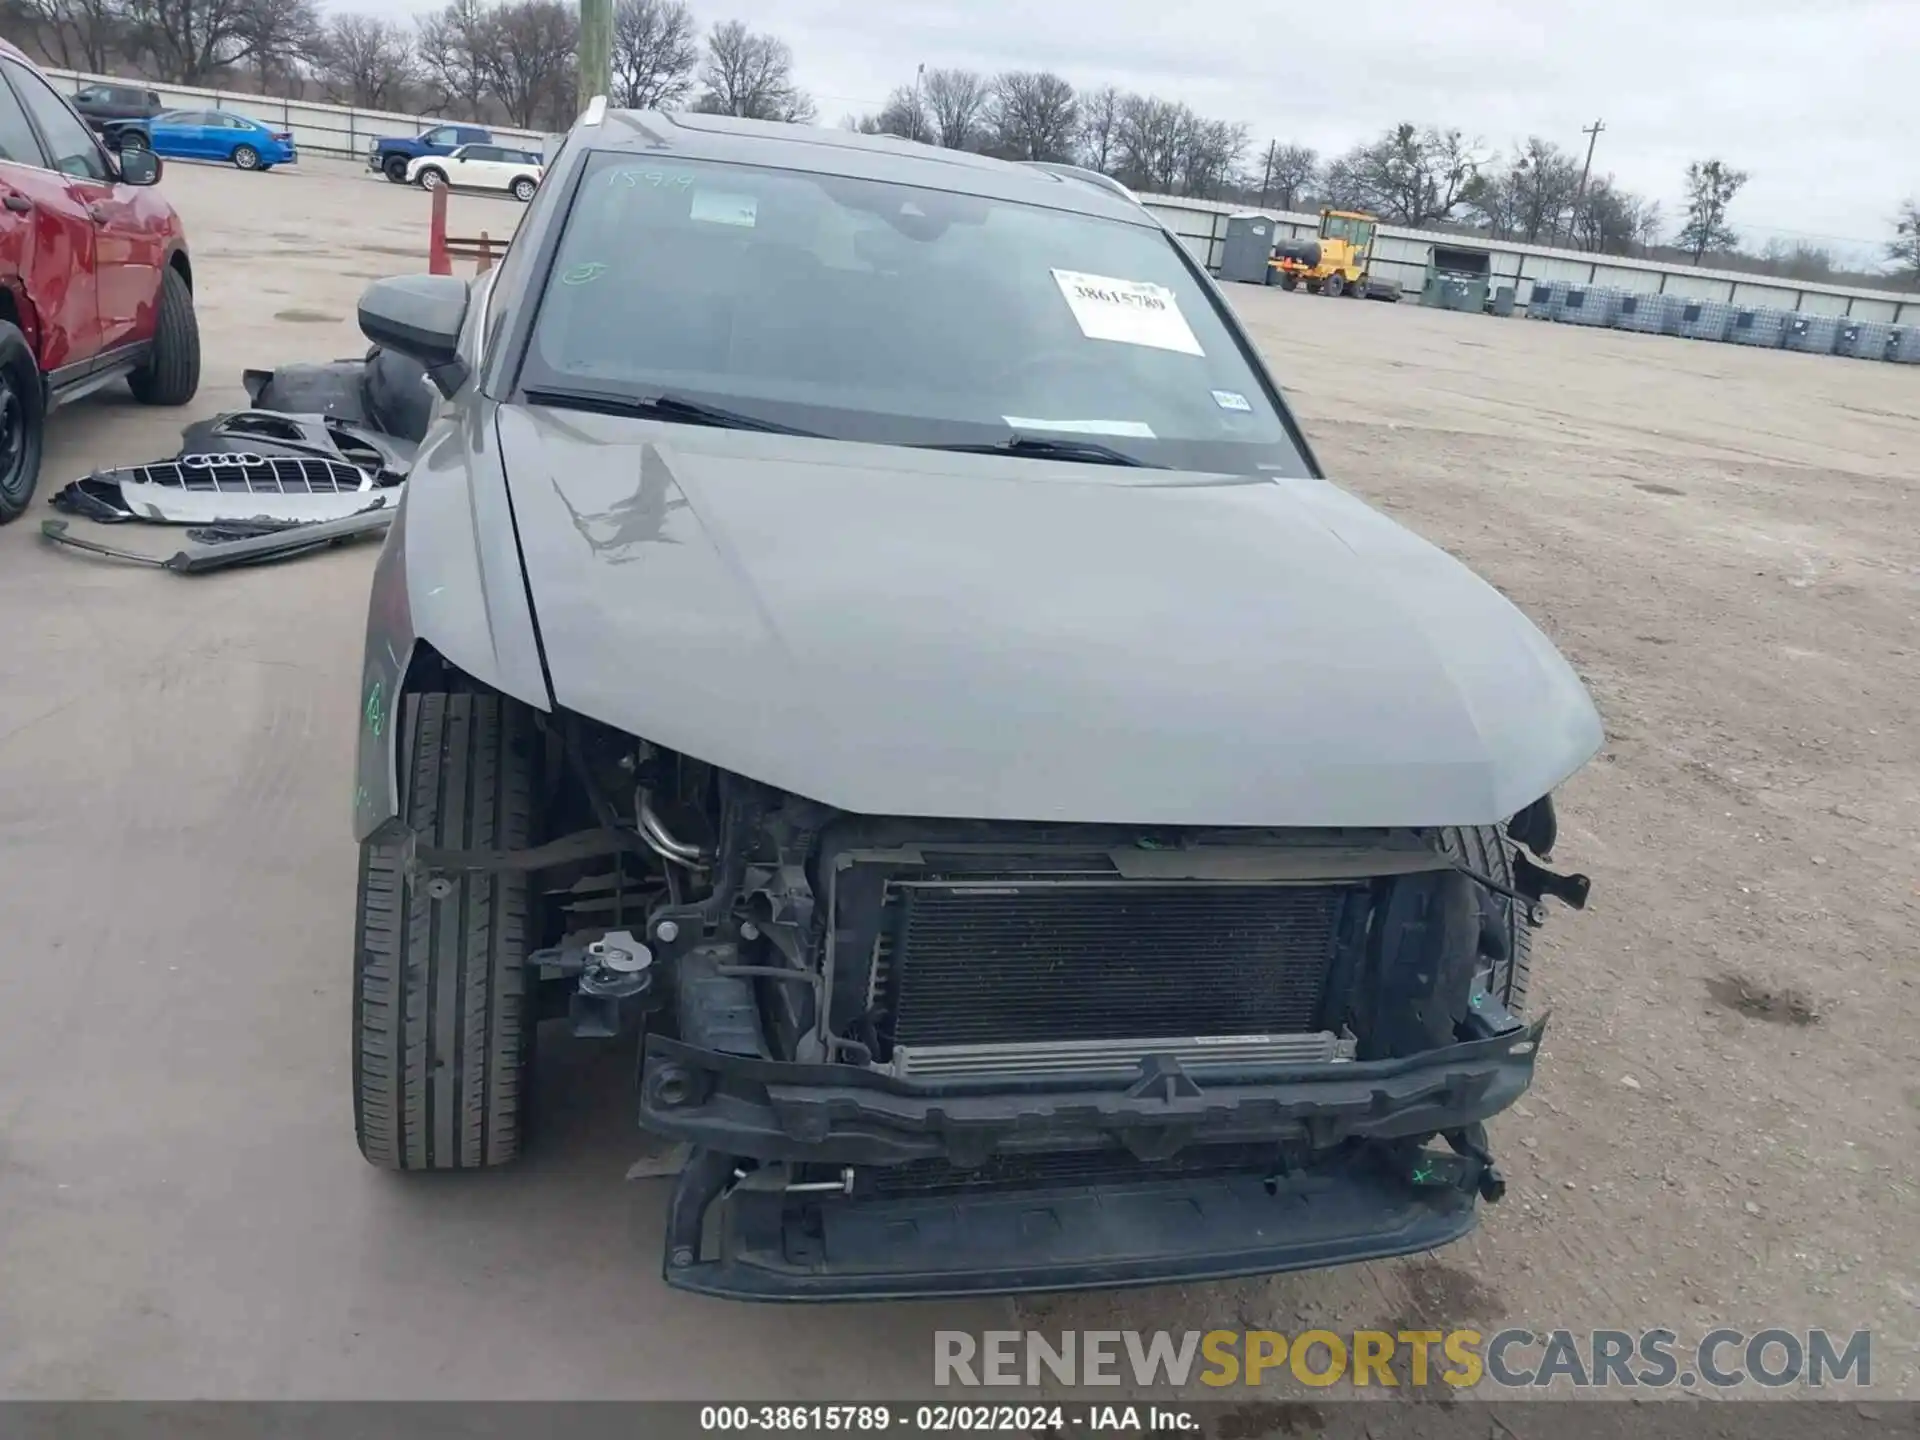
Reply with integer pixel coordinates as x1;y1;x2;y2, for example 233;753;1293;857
934;1328;1871;1391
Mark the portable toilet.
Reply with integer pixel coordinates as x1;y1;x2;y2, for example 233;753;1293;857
1490;285;1516;318
1783;314;1841;356
1219;214;1279;284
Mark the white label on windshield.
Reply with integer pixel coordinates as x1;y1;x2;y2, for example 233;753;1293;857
1051;269;1204;356
1004;416;1157;438
1212;389;1253;412
690;190;757;227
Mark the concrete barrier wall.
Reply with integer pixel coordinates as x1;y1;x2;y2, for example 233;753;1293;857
1141;194;1920;324
45;66;551;164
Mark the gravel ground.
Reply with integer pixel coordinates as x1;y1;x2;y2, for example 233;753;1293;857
0;156;1914;1401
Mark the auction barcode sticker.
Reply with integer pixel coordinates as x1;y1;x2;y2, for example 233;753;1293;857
1051;269;1205;356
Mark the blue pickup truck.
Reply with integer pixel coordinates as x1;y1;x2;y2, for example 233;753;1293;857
368;123;492;183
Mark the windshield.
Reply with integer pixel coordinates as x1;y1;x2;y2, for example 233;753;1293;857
519;153;1309;475
1323;214;1374;247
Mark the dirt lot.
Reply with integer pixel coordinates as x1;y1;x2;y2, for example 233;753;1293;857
0;156;1914;1400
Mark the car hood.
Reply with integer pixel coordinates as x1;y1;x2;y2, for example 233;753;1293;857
496;406;1603;827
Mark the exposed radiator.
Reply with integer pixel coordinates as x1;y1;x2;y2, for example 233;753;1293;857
883;879;1347;1051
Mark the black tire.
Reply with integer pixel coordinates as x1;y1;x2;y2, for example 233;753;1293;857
383;153;409;183
511;176;536;202
1278;272;1298;291
1323;272;1345;298
231;143;259;170
1440;825;1532;1013
416;166;445;191
118;130;148;152
127;267;200;406
0;322;47;525
354;691;538;1170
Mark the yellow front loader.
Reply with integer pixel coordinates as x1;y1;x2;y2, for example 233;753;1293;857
1269;209;1378;297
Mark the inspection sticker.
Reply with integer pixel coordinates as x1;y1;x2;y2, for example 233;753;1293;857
1212;389;1253;412
1051;269;1204;356
1004;416;1157;438
690;190;758;227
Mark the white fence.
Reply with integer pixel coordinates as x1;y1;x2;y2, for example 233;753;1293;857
1141;195;1920;325
46;66;551;165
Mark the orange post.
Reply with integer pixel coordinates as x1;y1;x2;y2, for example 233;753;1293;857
427;184;450;276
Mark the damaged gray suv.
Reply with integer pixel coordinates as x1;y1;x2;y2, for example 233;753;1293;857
349;105;1603;1301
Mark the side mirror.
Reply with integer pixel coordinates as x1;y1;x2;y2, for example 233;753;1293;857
116;148;161;186
358;273;471;398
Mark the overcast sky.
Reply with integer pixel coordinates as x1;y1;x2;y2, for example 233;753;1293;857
380;0;1915;258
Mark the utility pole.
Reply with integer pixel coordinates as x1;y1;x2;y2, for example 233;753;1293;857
1566;118;1605;249
1258;140;1276;208
578;0;612;116
912;62;926;142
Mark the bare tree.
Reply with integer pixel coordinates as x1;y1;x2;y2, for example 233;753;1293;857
1886;198;1920;286
1570;175;1658;256
610;0;696;110
868;83;929;142
1077;83;1121;172
921;66;987;150
122;0;316;85
475;0;576;129
1113;92;1186;193
416;0;492;115
1676;158;1748;262
982;70;1077;162
693;19;813;123
8;0;128;72
1326;123;1482;226
312;13;416;109
1179;115;1247;199
1758;236;1834;282
1260;142;1317;211
1464;137;1579;243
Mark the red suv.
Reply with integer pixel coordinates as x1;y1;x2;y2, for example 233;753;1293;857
0;39;199;523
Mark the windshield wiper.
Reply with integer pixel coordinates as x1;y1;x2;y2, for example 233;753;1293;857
916;434;1162;468
523;386;822;437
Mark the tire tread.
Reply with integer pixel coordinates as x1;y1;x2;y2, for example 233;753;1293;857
354;692;535;1170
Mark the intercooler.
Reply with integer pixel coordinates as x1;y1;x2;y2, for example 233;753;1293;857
876;878;1357;1081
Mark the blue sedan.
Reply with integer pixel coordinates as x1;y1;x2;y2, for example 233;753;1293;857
106;109;296;171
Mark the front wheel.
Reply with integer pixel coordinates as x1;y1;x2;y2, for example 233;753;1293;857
417;167;445;191
1323;272;1345;298
231;143;259;170
354;691;539;1170
0;322;47;525
511;176;536;202
126;267;200;407
383;154;410;183
1441;825;1533;1013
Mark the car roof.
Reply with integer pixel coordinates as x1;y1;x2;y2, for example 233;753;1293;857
580;109;1154;227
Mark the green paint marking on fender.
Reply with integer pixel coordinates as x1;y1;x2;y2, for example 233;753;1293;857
363;679;386;738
